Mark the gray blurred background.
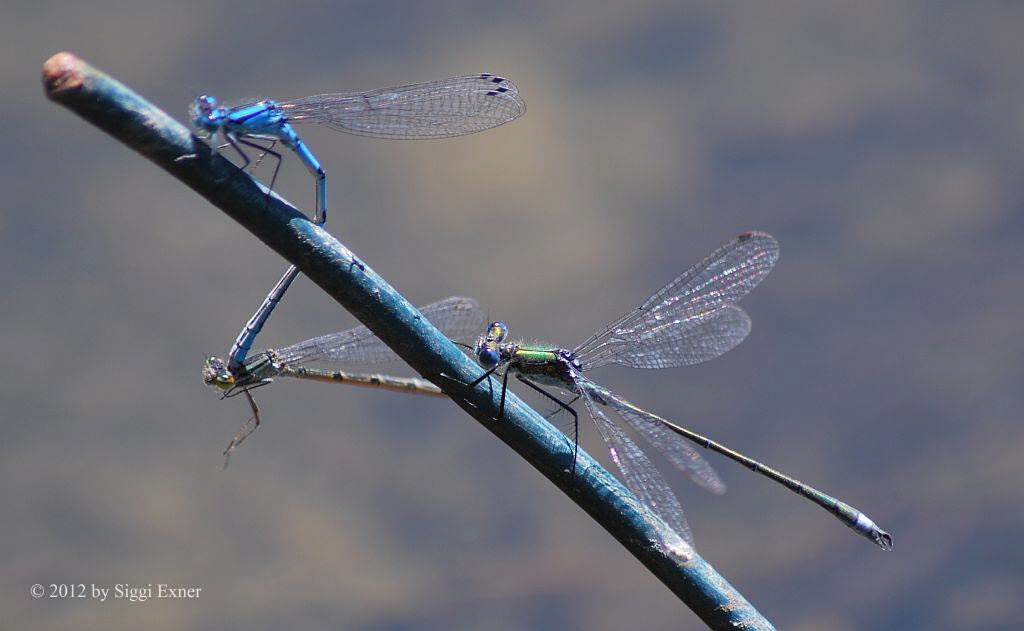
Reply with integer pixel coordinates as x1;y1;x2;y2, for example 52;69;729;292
4;1;1023;629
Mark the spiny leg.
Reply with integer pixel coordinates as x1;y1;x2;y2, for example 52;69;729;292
498;367;512;420
237;137;283;208
251;139;279;170
466;363;502;390
216;139;269;172
237;137;282;182
451;341;496;400
223;378;272;399
461;363;502;415
544;393;580;420
223;133;252;171
513;374;580;481
221;389;261;469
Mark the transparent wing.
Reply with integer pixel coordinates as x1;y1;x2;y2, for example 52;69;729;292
272;296;484;369
575;232;778;370
594;385;725;495
580;304;751;370
278;74;525;139
576;378;695;548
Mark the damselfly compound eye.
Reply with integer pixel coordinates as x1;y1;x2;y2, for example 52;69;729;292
478;346;501;368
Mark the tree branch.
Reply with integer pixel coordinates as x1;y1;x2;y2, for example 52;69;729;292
43;51;775;630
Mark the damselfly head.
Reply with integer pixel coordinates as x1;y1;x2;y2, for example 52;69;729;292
474;322;509;367
190;95;224;131
202;356;235;391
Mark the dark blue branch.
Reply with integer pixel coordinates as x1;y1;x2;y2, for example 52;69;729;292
43;52;775;630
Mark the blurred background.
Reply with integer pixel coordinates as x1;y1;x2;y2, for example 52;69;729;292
4;1;1023;629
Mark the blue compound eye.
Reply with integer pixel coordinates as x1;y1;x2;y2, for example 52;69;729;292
192;95;221;129
478;346;501;368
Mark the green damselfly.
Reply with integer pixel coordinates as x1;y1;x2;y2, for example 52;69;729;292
204;296;483;465
466;232;892;552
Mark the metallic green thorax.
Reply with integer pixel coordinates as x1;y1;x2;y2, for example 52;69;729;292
239;352;279;381
511;346;560;364
509;345;582;389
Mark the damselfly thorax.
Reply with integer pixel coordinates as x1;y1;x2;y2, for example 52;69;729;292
508;346;583;391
